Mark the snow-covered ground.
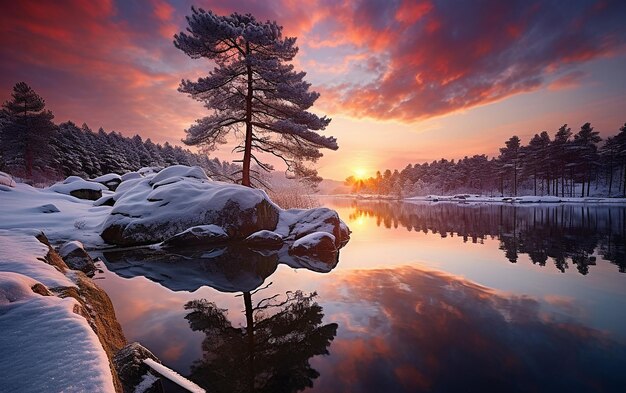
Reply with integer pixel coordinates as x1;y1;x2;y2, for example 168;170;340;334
405;194;626;204
0;230;115;392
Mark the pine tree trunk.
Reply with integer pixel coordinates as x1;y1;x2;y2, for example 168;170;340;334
242;43;253;187
608;164;613;196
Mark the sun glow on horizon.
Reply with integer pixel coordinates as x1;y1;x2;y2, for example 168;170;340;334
353;168;369;180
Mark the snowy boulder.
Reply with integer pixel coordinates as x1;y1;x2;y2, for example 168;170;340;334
100;165;279;246
58;241;97;277
0;171;16;187
121;171;142;182
279;207;350;247
162;225;229;248
49;177;107;201
244;230;283;248
91;173;122;191
36;203;60;213
138;166;162;176
289;232;337;255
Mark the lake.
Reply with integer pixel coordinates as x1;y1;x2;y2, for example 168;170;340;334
94;199;626;392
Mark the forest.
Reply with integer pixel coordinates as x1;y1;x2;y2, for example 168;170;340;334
346;123;626;198
0;82;240;185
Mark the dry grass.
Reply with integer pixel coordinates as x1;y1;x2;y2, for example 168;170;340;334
267;185;320;209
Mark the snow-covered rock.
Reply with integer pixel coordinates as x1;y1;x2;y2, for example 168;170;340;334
138;166;162;176
121;171;142;182
244;230;283;248
290;231;337;254
37;203;60;213
100;166;279;246
114;342;161;393
162;224;229;248
49;177;108;201
58;240;97;276
91;173;122;191
0;171;16;187
278;207;350;246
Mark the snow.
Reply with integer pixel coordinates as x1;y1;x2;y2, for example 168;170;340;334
0;230;75;288
245;229;283;241
176;224;227;237
121;171;142;181
0;171;16;187
137;166;162;176
91;173;122;184
101;165;274;244
292;231;336;250
0;271;39;305
143;358;205;393
49;177;108;194
58;240;84;258
405;195;626;204
134;372;159;393
0;279;115;392
0;231;114;392
0;182;112;246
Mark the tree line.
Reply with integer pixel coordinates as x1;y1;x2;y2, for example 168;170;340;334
0;82;240;184
346;123;626;198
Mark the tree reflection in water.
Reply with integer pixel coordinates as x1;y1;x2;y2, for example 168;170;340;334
346;200;626;274
184;290;337;393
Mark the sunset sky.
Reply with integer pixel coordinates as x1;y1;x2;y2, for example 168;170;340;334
1;0;625;180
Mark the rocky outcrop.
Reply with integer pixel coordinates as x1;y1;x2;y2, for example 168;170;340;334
48;176;107;201
244;230;284;248
34;233;127;393
58;241;97;276
279;207;351;247
114;342;162;393
100;165;280;246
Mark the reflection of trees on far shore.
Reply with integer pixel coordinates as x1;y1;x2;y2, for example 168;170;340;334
348;201;626;274
184;290;337;393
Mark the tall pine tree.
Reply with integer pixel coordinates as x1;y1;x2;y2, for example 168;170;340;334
174;8;337;187
1;82;56;176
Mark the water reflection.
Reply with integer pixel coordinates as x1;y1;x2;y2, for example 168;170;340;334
344;200;626;274
185;290;337;393
312;266;626;393
101;243;339;292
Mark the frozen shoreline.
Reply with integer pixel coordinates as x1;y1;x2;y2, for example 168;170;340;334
316;193;626;204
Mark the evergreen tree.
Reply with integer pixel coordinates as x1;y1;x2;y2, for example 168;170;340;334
174;7;337;187
573;123;601;197
1;82;56;176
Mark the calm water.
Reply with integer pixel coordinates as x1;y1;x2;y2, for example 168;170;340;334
95;199;626;392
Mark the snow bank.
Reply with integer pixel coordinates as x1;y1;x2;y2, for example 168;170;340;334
121;171;142;181
0;231;116;392
0;271;40;305
0;171;16;187
0;182;112;247
406;194;626;204
0;230;75;288
100;165;279;245
0;276;115;392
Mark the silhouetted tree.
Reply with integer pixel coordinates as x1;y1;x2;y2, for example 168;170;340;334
174;8;337;187
0;82;56;176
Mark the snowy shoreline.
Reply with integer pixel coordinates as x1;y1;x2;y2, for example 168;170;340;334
317;193;626;204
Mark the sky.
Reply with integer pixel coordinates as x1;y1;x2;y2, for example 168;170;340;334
1;0;626;180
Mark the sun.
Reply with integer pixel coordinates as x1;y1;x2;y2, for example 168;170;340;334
353;168;368;180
